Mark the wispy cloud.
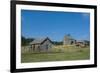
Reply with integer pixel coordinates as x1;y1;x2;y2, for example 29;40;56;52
81;13;90;19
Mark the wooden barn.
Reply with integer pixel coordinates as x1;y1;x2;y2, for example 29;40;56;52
29;37;53;52
63;35;76;45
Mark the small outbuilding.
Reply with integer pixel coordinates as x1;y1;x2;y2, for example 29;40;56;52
29;37;53;52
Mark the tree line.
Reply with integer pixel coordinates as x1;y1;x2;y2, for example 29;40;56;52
21;36;34;46
21;36;63;46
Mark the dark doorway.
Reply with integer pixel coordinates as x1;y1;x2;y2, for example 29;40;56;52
46;44;48;51
71;41;74;44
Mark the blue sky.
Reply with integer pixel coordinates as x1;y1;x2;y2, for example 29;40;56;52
21;10;90;41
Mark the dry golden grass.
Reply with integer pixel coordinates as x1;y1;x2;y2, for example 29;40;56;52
51;45;89;53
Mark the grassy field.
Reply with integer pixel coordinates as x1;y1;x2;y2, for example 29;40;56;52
21;45;90;63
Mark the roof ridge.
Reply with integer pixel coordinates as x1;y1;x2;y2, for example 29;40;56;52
29;37;49;44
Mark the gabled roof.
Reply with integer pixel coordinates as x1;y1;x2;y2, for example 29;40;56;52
30;37;52;45
76;40;85;43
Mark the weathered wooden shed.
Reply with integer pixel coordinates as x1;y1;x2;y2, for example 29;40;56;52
29;37;53;52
